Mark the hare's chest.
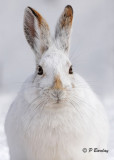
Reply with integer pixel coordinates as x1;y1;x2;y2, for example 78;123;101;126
23;109;83;160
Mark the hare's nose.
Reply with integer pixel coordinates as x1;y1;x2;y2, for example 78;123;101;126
51;90;65;102
53;75;64;90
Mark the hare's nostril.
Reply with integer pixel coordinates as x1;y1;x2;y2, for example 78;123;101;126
51;90;65;100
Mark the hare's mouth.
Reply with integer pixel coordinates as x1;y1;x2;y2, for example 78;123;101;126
53;97;62;104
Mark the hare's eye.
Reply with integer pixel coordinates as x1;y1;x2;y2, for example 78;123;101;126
38;66;43;75
69;65;73;74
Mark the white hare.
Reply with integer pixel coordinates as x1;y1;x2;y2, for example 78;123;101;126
5;5;109;160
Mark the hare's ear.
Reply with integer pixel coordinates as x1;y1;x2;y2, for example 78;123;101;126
55;5;73;54
24;7;51;58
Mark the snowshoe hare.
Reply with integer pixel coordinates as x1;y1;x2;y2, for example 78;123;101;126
5;5;109;160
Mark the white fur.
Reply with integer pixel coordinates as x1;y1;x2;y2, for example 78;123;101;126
5;6;109;160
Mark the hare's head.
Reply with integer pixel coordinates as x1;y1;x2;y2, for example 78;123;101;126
24;5;75;105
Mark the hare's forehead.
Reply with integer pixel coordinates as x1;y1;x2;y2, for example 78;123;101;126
40;52;71;68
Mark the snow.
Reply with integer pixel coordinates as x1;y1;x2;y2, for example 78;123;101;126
0;0;114;159
0;95;13;160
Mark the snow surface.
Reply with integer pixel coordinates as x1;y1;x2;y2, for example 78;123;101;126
0;0;114;159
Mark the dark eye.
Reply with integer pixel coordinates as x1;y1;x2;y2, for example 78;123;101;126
38;65;43;75
69;65;73;74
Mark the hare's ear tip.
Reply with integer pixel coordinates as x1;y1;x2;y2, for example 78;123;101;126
25;6;33;10
24;6;31;14
24;6;31;11
24;7;38;18
27;6;32;9
65;5;73;14
27;6;34;12
65;5;73;9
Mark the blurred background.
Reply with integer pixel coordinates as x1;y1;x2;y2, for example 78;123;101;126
0;0;114;159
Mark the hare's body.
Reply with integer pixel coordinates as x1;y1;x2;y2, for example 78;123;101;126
5;5;109;160
5;74;108;160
